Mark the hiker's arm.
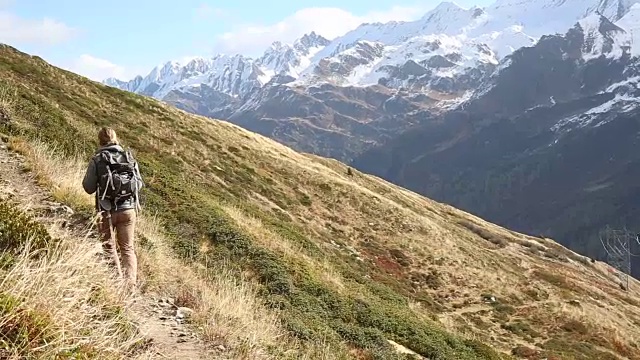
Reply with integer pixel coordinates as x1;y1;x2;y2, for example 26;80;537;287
82;159;97;194
135;162;145;189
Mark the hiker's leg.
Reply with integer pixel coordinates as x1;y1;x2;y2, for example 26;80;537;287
114;209;137;287
98;212;123;278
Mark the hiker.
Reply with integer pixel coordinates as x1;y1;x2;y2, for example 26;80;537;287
82;127;144;289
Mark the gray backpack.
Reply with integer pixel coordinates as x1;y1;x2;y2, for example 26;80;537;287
95;148;142;212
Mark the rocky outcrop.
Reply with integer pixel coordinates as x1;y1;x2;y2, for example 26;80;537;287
224;83;438;162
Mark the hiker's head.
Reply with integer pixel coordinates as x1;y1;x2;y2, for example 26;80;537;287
98;127;118;146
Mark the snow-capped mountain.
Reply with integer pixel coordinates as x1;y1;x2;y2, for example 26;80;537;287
258;32;330;79
292;0;638;87
106;0;639;101
617;2;640;56
351;7;640;276
481;0;635;36
106;54;259;99
103;0;640;164
104;32;330;100
549;7;640;132
483;5;640;133
100;0;640;271
577;13;630;61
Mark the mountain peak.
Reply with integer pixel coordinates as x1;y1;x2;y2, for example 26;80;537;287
432;1;465;13
481;0;640;39
589;0;639;20
615;1;640;55
421;1;469;21
490;0;638;21
297;31;322;41
294;32;330;52
575;10;631;60
103;77;122;86
104;0;640;110
578;12;626;34
267;41;289;53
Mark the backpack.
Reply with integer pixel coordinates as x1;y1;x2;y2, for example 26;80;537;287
95;148;142;212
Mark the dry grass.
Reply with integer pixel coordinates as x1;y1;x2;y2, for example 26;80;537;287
221;204;347;293
0;136;150;358
3;45;640;359
222;205;303;259
7;136;345;359
137;214;291;358
7;137;94;213
0;225;148;359
128;110;640;358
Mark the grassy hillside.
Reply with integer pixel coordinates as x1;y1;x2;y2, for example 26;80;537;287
1;44;640;360
0;140;152;358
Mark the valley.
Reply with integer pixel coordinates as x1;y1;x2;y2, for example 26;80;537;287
104;0;640;277
2;0;640;359
3;42;640;359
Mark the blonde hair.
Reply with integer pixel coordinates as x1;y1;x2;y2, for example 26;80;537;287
98;127;118;146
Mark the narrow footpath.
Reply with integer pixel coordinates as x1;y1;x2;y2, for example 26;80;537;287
0;138;219;359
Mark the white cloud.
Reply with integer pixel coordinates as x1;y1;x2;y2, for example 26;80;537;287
0;0;14;9
214;5;429;55
68;54;131;82
0;11;77;46
194;3;228;20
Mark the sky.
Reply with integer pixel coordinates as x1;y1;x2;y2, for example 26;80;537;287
0;0;493;82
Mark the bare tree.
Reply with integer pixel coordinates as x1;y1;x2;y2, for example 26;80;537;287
599;226;634;290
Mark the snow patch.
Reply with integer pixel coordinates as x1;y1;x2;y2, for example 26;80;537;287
552;93;640;132
606;76;640;92
616;3;640;57
578;14;631;61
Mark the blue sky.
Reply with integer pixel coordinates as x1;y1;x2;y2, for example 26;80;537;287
0;0;492;81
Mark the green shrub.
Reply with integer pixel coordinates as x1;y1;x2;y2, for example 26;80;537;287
458;220;508;248
201;207;506;359
0;292;54;356
532;269;575;291
0;199;54;267
0;46;511;359
501;321;541;340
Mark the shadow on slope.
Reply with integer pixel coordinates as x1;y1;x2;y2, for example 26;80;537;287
351;23;640;278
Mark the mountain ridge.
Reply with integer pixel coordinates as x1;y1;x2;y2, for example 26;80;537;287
97;0;640;285
105;0;638;96
100;0;640;167
5;42;640;360
103;31;331;100
351;6;640;277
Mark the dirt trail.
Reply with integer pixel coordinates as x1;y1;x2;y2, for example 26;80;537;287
0;138;217;360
